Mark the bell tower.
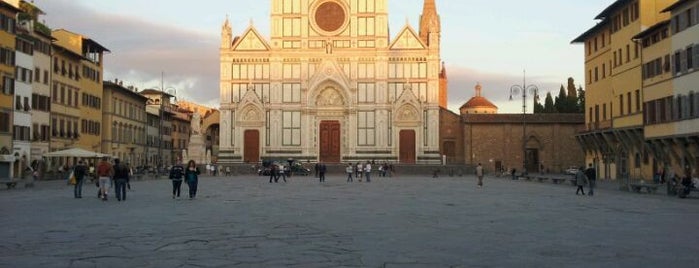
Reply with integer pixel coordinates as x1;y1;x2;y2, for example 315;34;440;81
221;16;232;49
419;0;441;47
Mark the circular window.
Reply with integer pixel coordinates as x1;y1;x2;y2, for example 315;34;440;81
312;1;348;35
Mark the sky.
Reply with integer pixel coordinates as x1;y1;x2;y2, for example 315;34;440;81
35;0;615;113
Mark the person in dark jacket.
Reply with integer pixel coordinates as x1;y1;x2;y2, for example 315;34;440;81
575;167;588;196
269;164;278;183
73;160;88;198
584;164;597;196
169;161;185;199
185;160;201;199
113;158;130;201
318;162;327;182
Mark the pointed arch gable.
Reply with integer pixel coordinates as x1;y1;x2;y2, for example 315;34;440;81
307;60;352;93
389;24;427;50
232;26;271;51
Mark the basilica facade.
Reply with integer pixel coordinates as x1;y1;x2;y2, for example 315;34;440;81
219;0;445;164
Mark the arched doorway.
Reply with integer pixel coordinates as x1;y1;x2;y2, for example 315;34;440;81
315;85;346;163
525;135;541;173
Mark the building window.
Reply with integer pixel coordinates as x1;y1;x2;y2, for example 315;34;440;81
282;111;301;146
357;111;375;146
627;92;632;114
357;17;375;36
358;83;375;103
282;0;301;14
2;76;13;95
602;64;606;78
356;0;375;13
282;18;301;37
620;95;624;116
0;111;9;132
635;90;640;112
594;67;598;82
687;46;694;70
603;103;607;120
282;83;301;103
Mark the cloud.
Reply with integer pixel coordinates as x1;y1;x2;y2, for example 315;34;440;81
38;0;582;113
41;0;221;108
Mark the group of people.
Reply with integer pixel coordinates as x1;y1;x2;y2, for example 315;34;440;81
268;164;289;183
69;157;132;201
168;160;201;199
343;161;396;183
574;164;597;196
68;157;201;201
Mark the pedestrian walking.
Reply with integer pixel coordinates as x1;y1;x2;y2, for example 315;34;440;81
113;158;130;201
319;162;327;182
584;163;597;196
185;160;201;199
575;167;588;195
314;162;320;178
364;161;372;182
169;161;185;199
356;162;363;181
278;165;287;182
73;160;87;198
269;164;278;183
346;163;353;182
476;163;484;188
96;157;113;201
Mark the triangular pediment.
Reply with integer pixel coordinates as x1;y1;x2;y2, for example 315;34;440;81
232;27;270;51
389;25;427;50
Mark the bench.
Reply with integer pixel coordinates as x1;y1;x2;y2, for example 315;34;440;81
0;178;19;189
629;183;660;193
550;177;567;184
534;176;549;183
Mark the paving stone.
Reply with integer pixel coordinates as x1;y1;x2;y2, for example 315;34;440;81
1;175;698;267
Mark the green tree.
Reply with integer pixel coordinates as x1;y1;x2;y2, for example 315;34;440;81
577;85;585;113
554;85;567;112
544;92;556;113
533;91;544;113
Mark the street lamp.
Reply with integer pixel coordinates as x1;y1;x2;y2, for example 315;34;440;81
151;72;178;171
509;70;539;174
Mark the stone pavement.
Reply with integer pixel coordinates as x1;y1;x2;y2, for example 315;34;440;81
1;174;698;268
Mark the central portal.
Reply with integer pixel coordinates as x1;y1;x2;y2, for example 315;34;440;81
319;120;341;163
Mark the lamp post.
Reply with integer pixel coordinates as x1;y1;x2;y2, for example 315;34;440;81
152;72;177;171
509;70;539;174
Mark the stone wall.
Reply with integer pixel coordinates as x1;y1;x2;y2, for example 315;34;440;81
461;114;585;174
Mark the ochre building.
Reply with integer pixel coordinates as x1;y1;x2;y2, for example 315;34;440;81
219;0;446;164
573;0;681;181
